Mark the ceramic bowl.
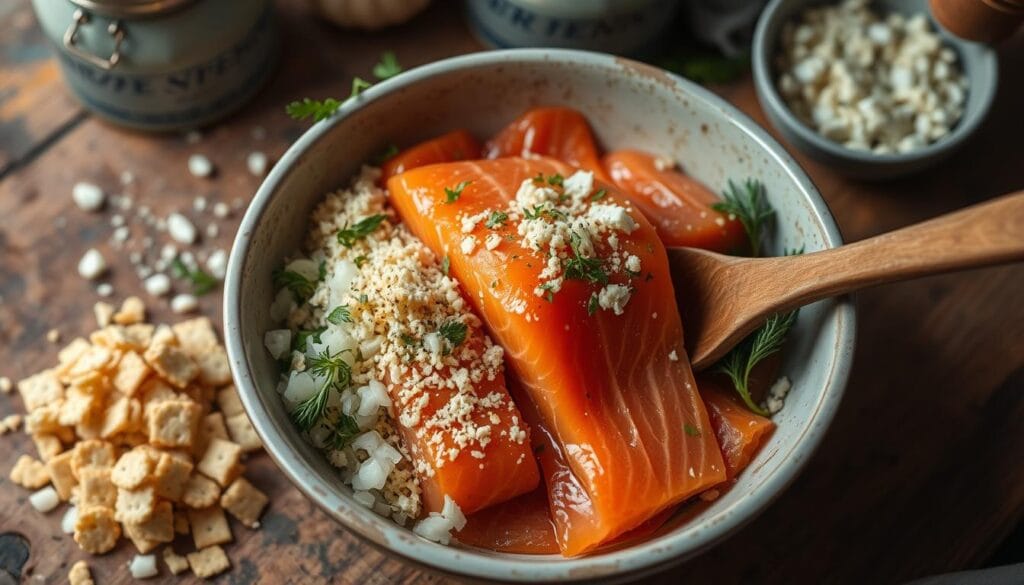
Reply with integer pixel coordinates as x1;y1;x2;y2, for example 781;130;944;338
752;0;998;180
224;49;856;583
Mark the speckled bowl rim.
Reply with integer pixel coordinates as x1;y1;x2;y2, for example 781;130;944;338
224;49;856;583
751;0;999;166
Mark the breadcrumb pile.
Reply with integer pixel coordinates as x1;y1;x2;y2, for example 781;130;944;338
5;300;268;581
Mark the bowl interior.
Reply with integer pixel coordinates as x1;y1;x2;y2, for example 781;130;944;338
226;50;854;582
753;0;998;174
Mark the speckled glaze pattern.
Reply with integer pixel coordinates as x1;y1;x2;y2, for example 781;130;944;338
752;0;998;180
224;49;856;583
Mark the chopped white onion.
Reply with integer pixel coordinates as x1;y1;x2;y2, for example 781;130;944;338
356;380;391;416
264;329;292;359
351;430;383;454
352;490;375;508
29;487;59;512
61;506;78;533
129;554;158;578
352;457;387;491
270;288;296;322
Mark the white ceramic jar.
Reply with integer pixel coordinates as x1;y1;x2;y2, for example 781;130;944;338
465;0;680;56
31;0;279;131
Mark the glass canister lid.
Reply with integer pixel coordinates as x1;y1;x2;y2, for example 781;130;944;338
67;0;197;18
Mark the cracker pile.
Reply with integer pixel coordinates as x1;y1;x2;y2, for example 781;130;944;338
6;299;268;580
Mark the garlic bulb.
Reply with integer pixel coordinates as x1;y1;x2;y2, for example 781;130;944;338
311;0;431;30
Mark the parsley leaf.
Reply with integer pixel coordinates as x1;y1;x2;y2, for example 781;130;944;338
330;413;361;449
441;255;450;275
326;305;352;325
684;423;702;437
372;51;403;80
337;214;386;248
438;320;467;355
591;188;607;201
444;180;472;203
563;232;608;286
485;210;509;229
293;327;326;352
170;257;218;296
712;179;775;257
285;97;343;122
273;268;317;303
587;293;599;316
547;173;564;186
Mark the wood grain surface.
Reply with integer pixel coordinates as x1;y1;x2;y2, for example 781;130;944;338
1;1;1022;584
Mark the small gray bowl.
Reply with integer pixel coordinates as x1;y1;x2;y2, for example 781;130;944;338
752;0;998;180
224;49;855;582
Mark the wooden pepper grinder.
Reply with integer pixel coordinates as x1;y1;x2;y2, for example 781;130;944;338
929;0;1024;43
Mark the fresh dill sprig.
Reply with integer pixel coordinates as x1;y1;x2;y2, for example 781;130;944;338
485;210;509;229
337;214;386;248
444;180;472;203
292;326;326;352
372;51;403;80
326;305;352;325
590;188;607;201
170;257;218;296
285;97;343;122
547;173;564;187
712;179;775;256
715;310;798;416
564;232;608;286
273;268;317;303
438;321;468;354
291;348;352;431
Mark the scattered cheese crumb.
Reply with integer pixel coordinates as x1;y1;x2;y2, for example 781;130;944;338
78;248;108;280
247;151;269;176
72;182;105;212
764;376;792;415
597;284;632;316
212;202;231;219
207;249;228;279
47;328;61;343
144;273;172;297
129;554;159;579
187;154;214;178
668;350;679;362
171;294;199;314
0;376;12;393
96;283;114;297
167;213;197;245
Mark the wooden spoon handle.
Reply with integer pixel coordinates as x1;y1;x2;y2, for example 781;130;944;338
763;190;1024;314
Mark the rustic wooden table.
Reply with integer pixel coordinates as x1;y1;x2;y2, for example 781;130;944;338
2;2;1022;584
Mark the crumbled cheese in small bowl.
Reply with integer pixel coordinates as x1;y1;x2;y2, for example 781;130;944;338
752;0;997;179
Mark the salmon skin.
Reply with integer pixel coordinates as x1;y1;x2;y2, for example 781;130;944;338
484;107;611;181
382;129;482;181
388;157;726;555
603;149;748;253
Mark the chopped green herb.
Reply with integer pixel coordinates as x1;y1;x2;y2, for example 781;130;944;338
438;320;468;354
714;310;797;416
337;214;386;248
441;255;450;275
587;293;599;316
326;305;352;325
564;232;608;286
485;210;509;229
684;423;702;437
539;282;557;302
370;144;399;166
318;260;327;281
372;51;402;80
532;173;545;184
358;293;368;304
273;268;317;303
400;333;418;346
171;257;218;296
291;347;352;431
330;413;361;449
712;179;775;257
444;180;472;203
547;174;564;186
353;255;368;268
591;188;607;201
285;97;343;122
293;327;326;352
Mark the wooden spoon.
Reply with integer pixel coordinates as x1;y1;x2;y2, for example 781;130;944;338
671;191;1024;371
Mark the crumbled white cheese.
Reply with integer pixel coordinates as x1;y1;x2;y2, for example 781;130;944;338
61;506;78;533
96;283;113;297
143;273;171;297
167;213;197;244
212;202;231;219
763;376;792;415
207;249;228;279
776;0;966;153
29;486;59;512
669;350;679;362
77;248;107;280
72;182;105;212
170;294;198;314
460;236;477;255
586;204;638;233
193;196;208;212
625;254;641;274
129;554;158;579
187;153;214;177
597;284;632;315
484;233;502;251
247;151;269;176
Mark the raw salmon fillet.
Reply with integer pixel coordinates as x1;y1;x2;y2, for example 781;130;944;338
699;379;775;479
603;149;747;253
382;129;482;181
388;157;726;555
485;107;611;181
